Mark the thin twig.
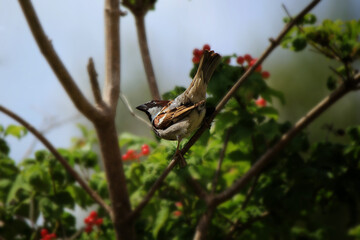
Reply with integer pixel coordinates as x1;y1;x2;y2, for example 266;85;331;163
119;93;152;128
186;177;209;201
22;114;80;159
225;211;270;240
211;128;232;194
129;0;323;223
127;158;178;221
0;105;113;217
104;0;121;112
241;174;260;210
18;0;99;120
87;58;103;105
135;14;161;100
213;80;357;205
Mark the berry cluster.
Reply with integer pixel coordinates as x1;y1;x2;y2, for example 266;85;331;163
255;97;267;107
192;44;211;64
173;201;183;217
122;144;150;161
40;229;56;240
84;211;103;233
236;53;270;79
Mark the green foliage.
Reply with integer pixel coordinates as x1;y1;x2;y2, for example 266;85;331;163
282;15;360;91
1;12;360;240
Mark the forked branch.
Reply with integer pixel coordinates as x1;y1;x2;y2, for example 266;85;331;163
0;105;113;217
130;0;323;224
18;0;99;120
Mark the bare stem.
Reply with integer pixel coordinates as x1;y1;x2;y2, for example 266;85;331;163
128;0;323;222
135;14;161;100
211;128;232;194
18;0;99;120
87;58;103;105
213;81;354;205
127;158;178;221
104;0;121;112
0;105;112;216
119;93;152;128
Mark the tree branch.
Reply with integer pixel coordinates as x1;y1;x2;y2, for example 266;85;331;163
18;0;100;120
127;158;178;221
87;58;103;106
135;14;161;100
211;128;232;194
213;78;358;205
127;0;323;222
119;93;152;128
193;208;215;240
122;1;161;100
0;105;113;217
104;0;122;113
225;211;270;240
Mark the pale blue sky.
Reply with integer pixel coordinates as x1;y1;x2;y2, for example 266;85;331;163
0;0;359;161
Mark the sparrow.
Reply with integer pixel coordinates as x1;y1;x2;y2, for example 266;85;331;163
136;50;221;166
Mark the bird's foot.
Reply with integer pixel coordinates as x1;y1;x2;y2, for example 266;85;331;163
174;149;187;167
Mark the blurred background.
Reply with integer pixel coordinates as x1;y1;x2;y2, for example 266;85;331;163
0;0;359;162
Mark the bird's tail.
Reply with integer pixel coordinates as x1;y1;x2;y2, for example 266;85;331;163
196;50;221;84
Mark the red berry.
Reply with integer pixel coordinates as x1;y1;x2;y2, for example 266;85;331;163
255;97;267;107
192;56;200;64
84;216;94;225
85;225;93;233
225;58;230;64
175;202;183;208
249;59;262;72
122;152;129;161
236;56;244;65
41;229;48;237
249;58;257;66
203;44;211;51
244;54;252;62
141;144;150;155
48;233;57;239
126;149;136;160
173;210;182;217
262;71;270;79
95;218;104;226
193;48;202;57
89;211;98;219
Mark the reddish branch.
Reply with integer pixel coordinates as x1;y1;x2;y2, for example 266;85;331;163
135;14;161;100
131;0;324;229
18;0;100;120
0;105;112;216
18;0;134;239
213;74;360;205
122;0;161;100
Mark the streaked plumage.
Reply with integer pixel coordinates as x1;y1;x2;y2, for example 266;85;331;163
136;50;221;165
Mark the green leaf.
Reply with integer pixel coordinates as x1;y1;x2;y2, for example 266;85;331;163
51;191;75;209
152;202;170;238
66;185;91;208
5;125;27;139
292;35;307;51
39;197;62;218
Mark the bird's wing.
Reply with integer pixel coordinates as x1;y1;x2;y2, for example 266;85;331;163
153;100;205;130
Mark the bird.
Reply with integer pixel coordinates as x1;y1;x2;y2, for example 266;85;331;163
136;50;221;166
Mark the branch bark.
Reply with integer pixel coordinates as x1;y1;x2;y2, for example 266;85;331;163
18;0;100;120
122;1;161;100
104;0;122;112
0;105;112;216
213;78;358;205
87;58;103;106
135;14;161;100
128;0;323;225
